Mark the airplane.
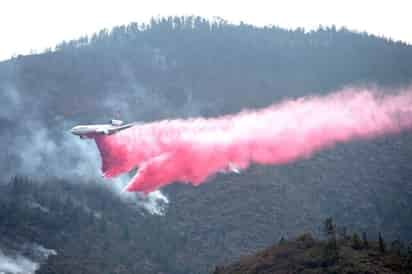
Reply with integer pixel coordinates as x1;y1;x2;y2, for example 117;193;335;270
70;119;138;139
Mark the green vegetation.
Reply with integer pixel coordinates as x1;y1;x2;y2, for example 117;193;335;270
323;217;339;264
2;177;411;274
1;16;412;274
0;177;183;274
213;218;412;274
380;232;387;254
2;16;412;125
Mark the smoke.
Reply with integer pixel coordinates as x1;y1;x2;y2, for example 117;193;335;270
93;87;412;193
0;82;172;215
0;84;21;119
0;250;38;274
0;243;56;274
0;59;222;215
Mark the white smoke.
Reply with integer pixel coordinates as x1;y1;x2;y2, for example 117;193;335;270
111;176;169;216
1;65;218;215
1;83;169;215
139;190;169;215
12;121;170;215
0;250;38;274
0;243;57;274
0;84;21;119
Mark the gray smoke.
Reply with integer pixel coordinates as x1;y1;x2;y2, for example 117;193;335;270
0;84;21;119
0;60;218;215
0;250;38;274
0;243;56;274
1;83;170;215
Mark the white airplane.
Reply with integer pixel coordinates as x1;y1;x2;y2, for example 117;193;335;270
70;119;138;139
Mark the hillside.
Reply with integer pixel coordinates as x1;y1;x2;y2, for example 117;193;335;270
0;177;173;274
1;16;412;274
213;227;412;274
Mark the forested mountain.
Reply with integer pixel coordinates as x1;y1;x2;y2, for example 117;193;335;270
1;16;412;274
213;222;412;274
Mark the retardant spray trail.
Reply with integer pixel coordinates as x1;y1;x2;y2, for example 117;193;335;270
94;88;412;193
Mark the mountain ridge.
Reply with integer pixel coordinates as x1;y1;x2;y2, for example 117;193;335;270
1;16;412;274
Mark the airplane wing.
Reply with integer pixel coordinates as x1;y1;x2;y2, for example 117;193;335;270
96;128;110;134
104;122;138;135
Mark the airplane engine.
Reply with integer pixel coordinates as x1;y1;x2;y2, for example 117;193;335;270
110;119;124;126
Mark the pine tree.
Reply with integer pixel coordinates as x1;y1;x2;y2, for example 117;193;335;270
323;217;339;264
338;226;348;240
407;243;412;268
390;239;402;255
362;232;369;249
352;233;362;250
379;232;386;253
323;217;335;239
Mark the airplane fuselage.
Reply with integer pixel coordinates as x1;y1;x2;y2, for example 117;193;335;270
70;120;137;138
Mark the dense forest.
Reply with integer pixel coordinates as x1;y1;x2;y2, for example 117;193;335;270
1;16;412;274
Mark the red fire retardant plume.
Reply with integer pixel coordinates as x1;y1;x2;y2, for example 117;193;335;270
93;88;412;194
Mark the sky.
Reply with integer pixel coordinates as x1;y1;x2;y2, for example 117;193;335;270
1;0;411;61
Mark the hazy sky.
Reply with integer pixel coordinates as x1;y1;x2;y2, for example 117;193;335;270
1;0;411;61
